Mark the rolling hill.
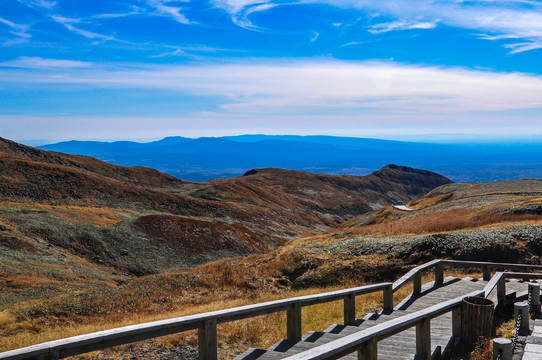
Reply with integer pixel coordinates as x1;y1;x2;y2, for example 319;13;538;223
0;136;450;277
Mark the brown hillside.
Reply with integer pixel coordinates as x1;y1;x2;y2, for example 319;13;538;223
0;137;450;276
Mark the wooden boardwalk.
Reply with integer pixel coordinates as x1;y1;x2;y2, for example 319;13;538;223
235;277;537;360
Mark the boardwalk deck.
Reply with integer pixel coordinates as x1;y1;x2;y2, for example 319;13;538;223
235;277;542;360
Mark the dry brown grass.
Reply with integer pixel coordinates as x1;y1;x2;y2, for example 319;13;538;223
1;269;462;359
346;209;541;237
470;337;492;360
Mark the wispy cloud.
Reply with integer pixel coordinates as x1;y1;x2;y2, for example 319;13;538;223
213;0;542;53
212;0;276;29
18;0;57;9
0;17;31;45
3;59;542;115
51;15;115;42
0;56;93;69
146;0;191;24
369;21;438;34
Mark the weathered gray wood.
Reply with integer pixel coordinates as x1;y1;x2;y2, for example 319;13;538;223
483;266;491;281
442;260;542;273
0;283;391;360
4;260;542;360
452;308;461;338
414;272;422;293
435;263;444;284
392;260;441;292
483;272;503;297
497;276;506;306
281;289;485;360
383;285;393;311
287;303;302;342
344;294;356;326
416;318;431;360
357;338;376;360
199;318;217;360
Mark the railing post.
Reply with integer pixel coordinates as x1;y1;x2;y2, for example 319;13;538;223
493;338;512;360
483;266;492;281
414;272;422;293
383;284;393;311
452;307;461;338
287;302;302;342
514;302;529;335
435;262;444;284
198;318;217;360
344;294;356;326
358;338;377;360
497;277;506;306
529;282;540;316
416;318;431;360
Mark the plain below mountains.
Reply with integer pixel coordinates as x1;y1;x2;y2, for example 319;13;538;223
39;135;542;182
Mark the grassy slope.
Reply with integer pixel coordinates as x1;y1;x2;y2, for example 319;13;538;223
0;137;455;357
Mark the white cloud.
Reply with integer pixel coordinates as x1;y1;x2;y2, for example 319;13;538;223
18;0;57;9
0;57;93;69
213;0;542;53
146;0;191;24
212;0;276;29
3;59;542;116
369;21;438;34
51;15;115;42
0;17;31;44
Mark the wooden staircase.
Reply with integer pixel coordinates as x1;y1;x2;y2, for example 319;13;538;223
235;277;534;360
2;260;542;360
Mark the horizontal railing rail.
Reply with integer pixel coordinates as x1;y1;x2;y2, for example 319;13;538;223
393;259;542;294
282;289;485;360
287;268;542;360
3;259;542;360
0;283;392;360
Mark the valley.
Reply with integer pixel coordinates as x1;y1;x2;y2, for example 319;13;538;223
1;137;542;359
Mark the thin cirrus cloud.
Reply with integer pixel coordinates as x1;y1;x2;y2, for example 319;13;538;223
0;17;31;44
215;0;542;53
50;15;114;41
0;56;93;68
146;0;191;24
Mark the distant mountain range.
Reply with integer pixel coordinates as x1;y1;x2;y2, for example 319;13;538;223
39;135;542;182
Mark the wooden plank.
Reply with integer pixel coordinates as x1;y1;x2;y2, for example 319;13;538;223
392;260;441;293
0;283;391;360
483;272;503;298
435;263;444;284
383;285;393;311
414;273;422;293
344;294;356;326
287;303;302;342
198;318;217;360
281;289;484;360
451;308;461;338
442;260;542;273
357;338;377;360
416;318;431;360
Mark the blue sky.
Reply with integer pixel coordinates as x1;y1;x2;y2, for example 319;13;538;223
1;0;542;143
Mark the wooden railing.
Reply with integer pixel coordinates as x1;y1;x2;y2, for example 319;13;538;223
285;263;542;360
0;283;392;360
2;259;542;360
392;259;542;294
281;289;486;360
